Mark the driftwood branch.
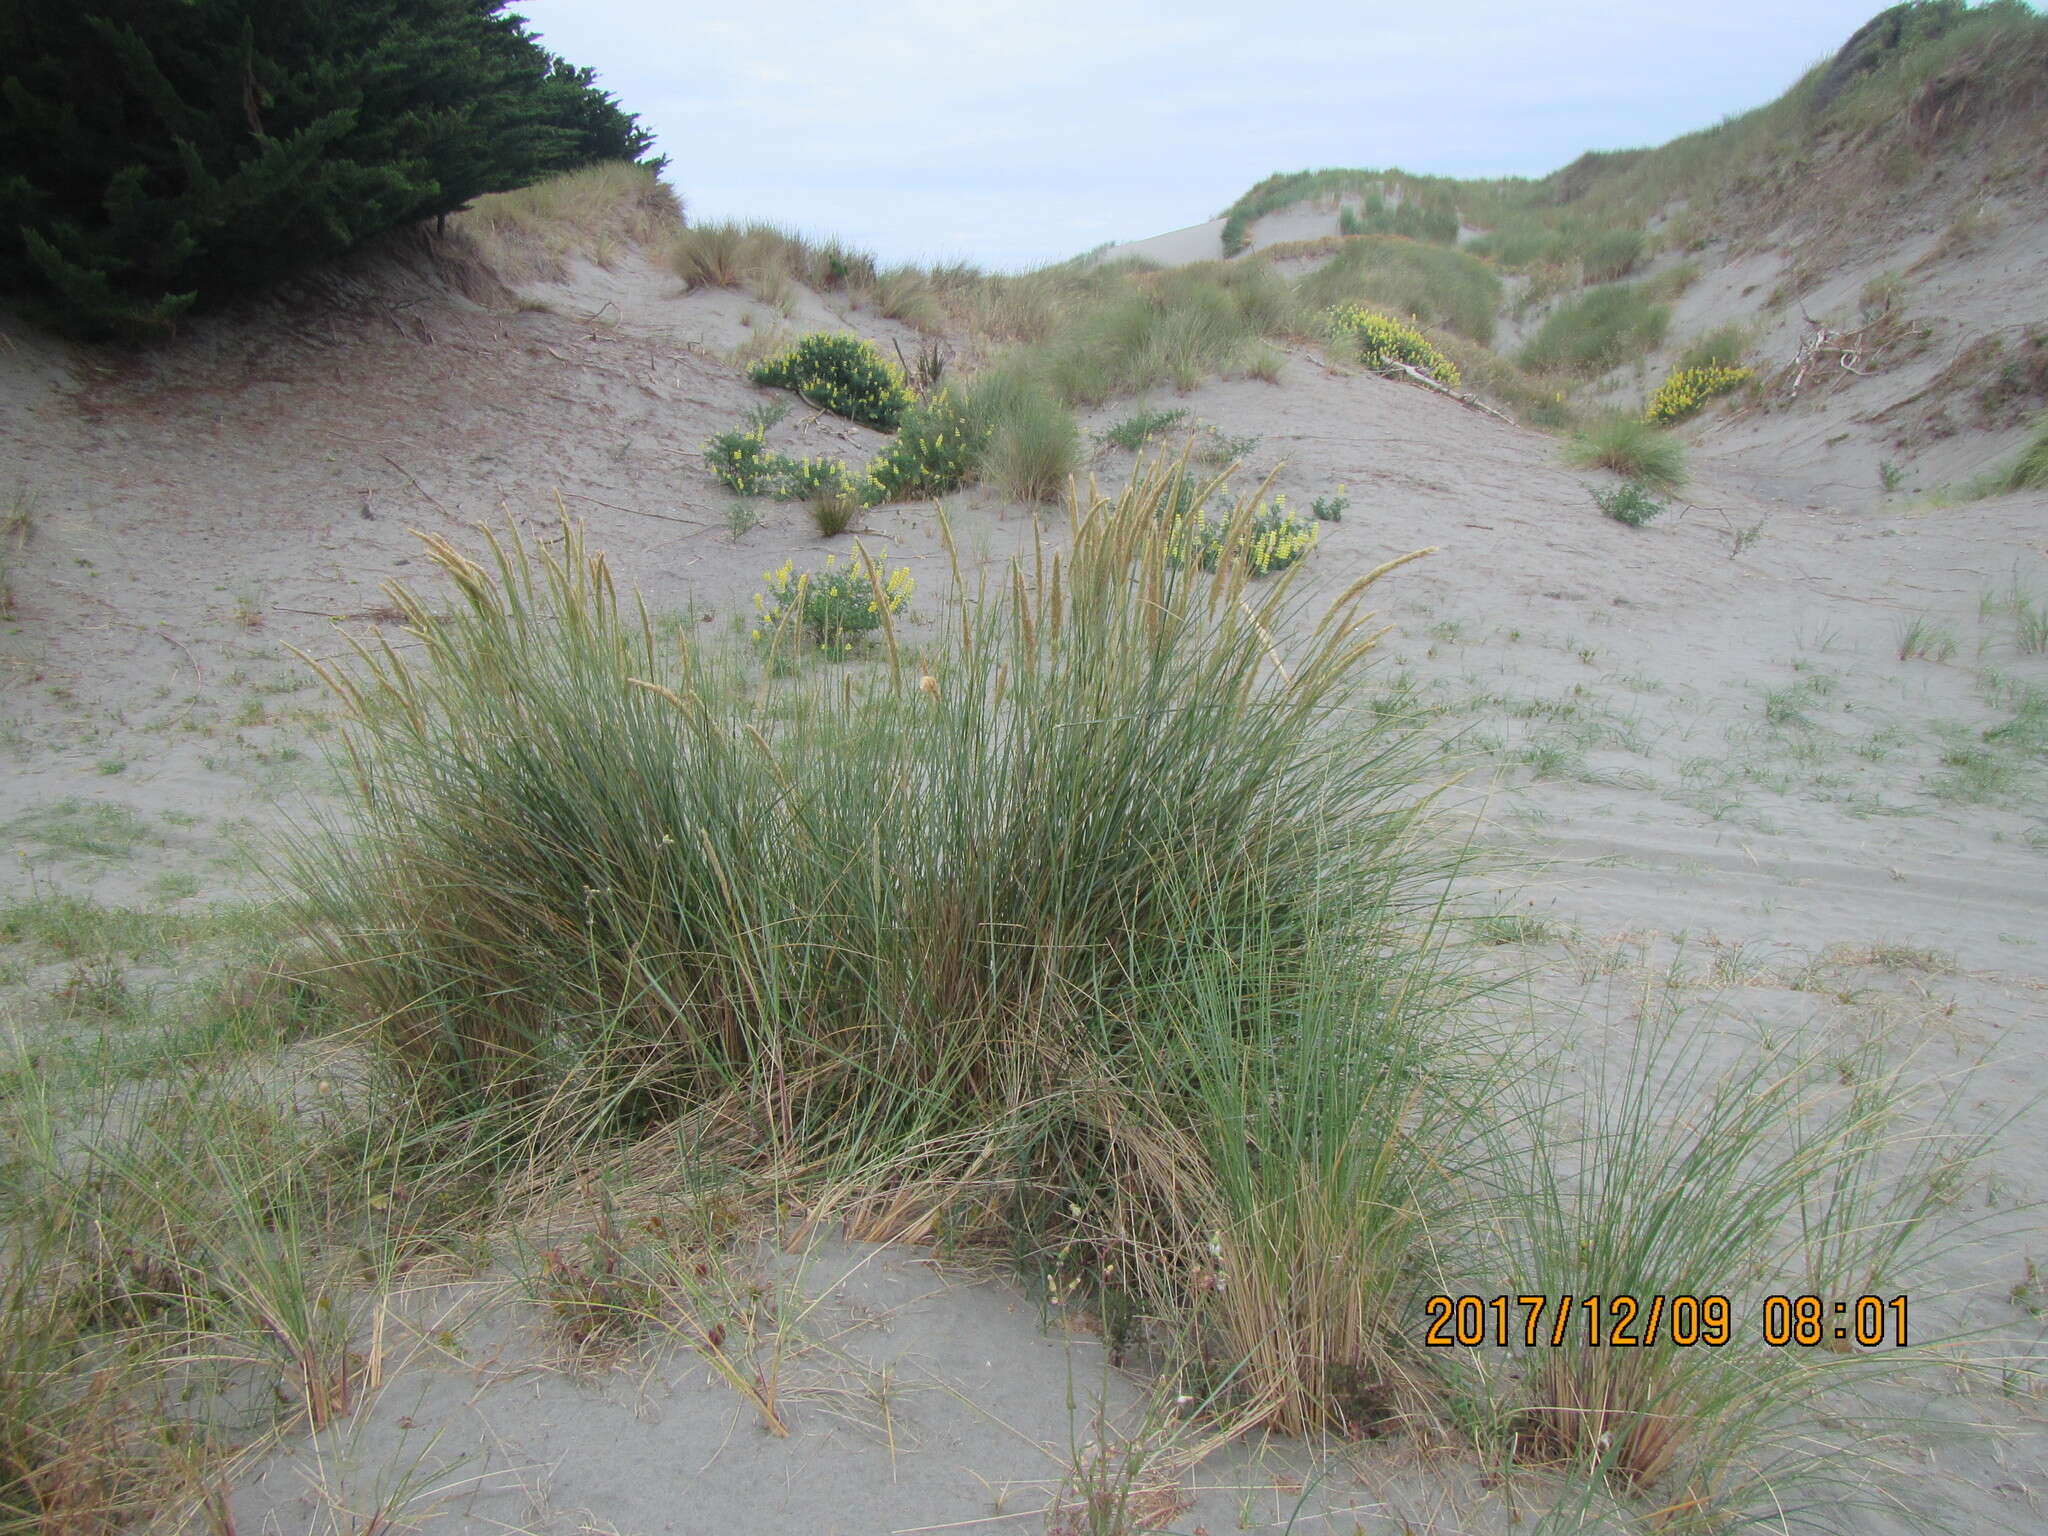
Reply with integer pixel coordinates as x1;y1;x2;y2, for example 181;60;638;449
1379;361;1517;426
378;452;455;518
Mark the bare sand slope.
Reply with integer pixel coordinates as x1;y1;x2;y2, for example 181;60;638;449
2;241;2044;1533
1094;203;1350;268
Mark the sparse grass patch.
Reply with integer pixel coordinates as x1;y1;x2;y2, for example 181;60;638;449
1492;1024;1988;1522
1763;684;1818;728
1471;913;1553;946
1580;228;1646;284
1;483;34;545
5;799;154;862
1980;577;2048;653
1895;616;1956;662
452;161;681;282
670;219;874;299
1563;416;1687;493
1931;744;2016;803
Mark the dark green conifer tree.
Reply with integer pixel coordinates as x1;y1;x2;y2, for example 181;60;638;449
0;1;660;338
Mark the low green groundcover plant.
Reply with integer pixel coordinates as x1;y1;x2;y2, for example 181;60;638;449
703;429;860;503
1592;481;1665;527
1645;364;1755;424
751;549;914;649
1324;305;1461;388
1097;407;1192;452
749;332;915;430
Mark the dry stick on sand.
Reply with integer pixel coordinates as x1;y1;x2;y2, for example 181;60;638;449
553;488;713;528
378;451;456;518
1377;360;1517;426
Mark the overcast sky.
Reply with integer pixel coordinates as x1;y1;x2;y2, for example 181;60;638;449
515;1;1897;271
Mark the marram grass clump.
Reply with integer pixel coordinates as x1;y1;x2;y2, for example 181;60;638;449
285;471;1458;1437
1645;363;1754;424
2001;413;2048;492
1325;304;1461;387
1563;413;1687;494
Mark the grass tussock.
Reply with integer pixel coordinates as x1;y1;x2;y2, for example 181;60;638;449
2000;413;2048;492
671;220;884;301
1517;283;1671;378
1563;414;1688;492
285;470;1461;1431
1019;262;1306;406
452;161;682;282
1488;1024;1990;1514
1677;322;1751;372
969;372;1080;503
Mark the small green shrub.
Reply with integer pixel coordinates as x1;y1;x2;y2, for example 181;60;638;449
1590;482;1666;528
1645;364;1754;424
1518;284;1670;377
863;389;985;504
749;333;915;430
1311;488;1349;522
1098;408;1191;452
1164;492;1319;575
704;429;776;495
703;430;860;504
751;549;914;650
1324;305;1461;387
776;457;861;504
1563;415;1687;493
1197;426;1262;466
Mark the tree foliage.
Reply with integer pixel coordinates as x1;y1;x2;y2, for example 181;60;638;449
0;1;661;339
